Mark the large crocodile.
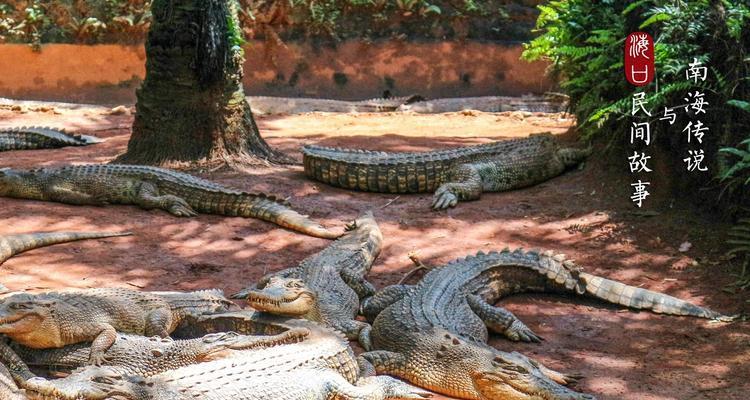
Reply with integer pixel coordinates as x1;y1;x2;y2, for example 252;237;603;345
17;311;432;400
360;249;731;400
0;164;339;239
0;126;103;152
0;340;120;400
12;328;309;377
0;288;233;366
232;211;382;349
301;133;590;209
1;231;131;266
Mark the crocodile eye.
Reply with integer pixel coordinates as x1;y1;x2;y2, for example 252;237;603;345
9;303;30;310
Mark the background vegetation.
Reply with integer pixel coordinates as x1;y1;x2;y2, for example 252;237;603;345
0;0;539;46
522;0;750;286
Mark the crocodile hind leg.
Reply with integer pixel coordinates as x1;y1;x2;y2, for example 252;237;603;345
144;308;173;338
320;370;431;400
361;284;412;322
134;182;198;217
360;350;408;377
466;294;542;343
432;164;482;210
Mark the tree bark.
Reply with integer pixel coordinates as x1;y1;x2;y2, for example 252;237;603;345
114;0;293;167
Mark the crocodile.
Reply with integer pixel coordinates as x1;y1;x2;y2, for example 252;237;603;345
360;248;731;400
0;340;121;400
20;311;432;400
0;288;234;366
301;133;590;209
1;231;132;266
12;328;309;377
247;95;424;115
396;95;568;114
0;356;24;400
231;211;382;349
0;164;340;239
0;126;103;152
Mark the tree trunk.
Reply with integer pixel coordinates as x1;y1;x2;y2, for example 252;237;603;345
114;0;294;167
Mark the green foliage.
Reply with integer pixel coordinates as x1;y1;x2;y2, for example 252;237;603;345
524;0;750;286
0;0;532;44
0;1;152;45
523;0;749;170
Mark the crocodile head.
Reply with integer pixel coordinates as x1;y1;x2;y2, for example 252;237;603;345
196;328;311;361
244;277;317;317
0;168;44;199
0;293;53;335
411;331;595;400
24;367;132;400
472;351;595;400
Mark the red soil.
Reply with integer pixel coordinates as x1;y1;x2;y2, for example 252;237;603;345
0;105;747;399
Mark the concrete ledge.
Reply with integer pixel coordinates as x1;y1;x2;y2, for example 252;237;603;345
0;41;553;104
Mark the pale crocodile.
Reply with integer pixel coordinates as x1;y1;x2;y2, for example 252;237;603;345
0;288;233;366
360;249;731;400
232;211;382;348
13;311;432;400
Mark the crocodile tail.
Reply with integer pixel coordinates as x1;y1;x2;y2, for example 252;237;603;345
0;231;132;265
557;146;591;168
301;145;446;194
234;193;341;239
532;250;730;320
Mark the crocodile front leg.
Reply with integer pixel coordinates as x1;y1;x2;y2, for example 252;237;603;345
340;268;377;299
432;164;482;210
88;324;118;366
48;185;109;205
466;294;542;343
361;285;412;322
338;319;374;351
135;182;198;217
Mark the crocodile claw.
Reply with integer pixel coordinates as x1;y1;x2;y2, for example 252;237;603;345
504;320;543;343
88;352;110;367
431;190;458;210
168;202;198;217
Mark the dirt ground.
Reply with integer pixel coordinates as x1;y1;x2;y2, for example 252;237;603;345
0;104;748;400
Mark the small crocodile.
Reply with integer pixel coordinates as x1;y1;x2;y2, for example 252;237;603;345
361;249;731;400
12;328;309;377
0;288;233;366
396;95;568;114
21;311;432;400
232;212;382;349
0;126;103;152
302;133;590;209
0;164;339;239
247;95;424;114
1;231;132;266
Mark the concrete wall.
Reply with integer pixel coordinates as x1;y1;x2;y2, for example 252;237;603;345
0;41;554;104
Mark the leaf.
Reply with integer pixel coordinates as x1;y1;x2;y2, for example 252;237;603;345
423;5;441;15
727;100;750;113
640;12;671;28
